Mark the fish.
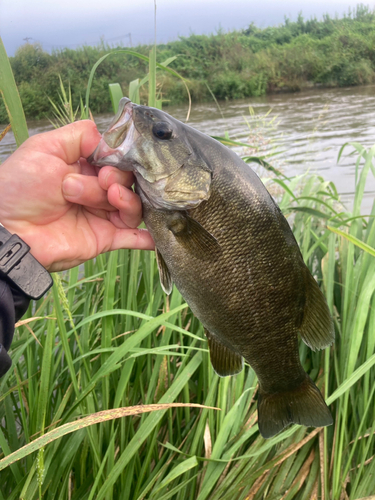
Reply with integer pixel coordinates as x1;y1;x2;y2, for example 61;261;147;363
88;97;334;438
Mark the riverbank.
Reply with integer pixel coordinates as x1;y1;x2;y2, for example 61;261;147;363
1;5;375;123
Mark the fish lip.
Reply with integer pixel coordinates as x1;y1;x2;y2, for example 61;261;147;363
87;98;138;168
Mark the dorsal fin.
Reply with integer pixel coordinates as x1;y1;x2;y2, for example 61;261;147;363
299;267;334;351
205;329;243;377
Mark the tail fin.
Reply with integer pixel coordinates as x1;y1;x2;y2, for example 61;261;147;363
257;375;333;439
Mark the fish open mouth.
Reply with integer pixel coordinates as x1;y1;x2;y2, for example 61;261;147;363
87;97;140;169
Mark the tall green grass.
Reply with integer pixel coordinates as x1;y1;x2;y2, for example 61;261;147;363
0;37;28;145
2;154;375;499
1;40;375;499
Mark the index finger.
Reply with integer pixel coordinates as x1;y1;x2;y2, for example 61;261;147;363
21;120;102;165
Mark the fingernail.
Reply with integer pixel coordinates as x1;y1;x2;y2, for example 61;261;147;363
118;185;133;201
62;176;83;197
104;170;112;189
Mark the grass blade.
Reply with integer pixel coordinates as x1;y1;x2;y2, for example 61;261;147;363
328;225;375;257
0;403;215;472
108;83;124;113
0;37;28;145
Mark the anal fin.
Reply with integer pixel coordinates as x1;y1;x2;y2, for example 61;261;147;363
155;248;173;295
299;267;334;351
205;329;243;377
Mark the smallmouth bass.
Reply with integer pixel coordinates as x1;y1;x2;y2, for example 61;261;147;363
89;98;334;438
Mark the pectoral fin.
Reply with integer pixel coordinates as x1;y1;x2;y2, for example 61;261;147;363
166;212;221;260
155;248;173;295
299;267;334;351
205;329;243;377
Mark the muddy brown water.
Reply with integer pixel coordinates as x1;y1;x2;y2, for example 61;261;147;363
1;85;375;212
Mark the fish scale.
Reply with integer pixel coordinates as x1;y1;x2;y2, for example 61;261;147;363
89;97;335;438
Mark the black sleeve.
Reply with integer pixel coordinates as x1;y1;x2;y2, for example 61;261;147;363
0;225;53;378
0;279;30;377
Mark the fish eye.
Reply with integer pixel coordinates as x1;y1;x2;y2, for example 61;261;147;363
152;122;173;140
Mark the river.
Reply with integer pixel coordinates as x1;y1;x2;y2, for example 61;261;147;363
1;85;375;212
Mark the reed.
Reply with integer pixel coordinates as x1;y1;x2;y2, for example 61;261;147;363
1;43;375;500
0;37;28;145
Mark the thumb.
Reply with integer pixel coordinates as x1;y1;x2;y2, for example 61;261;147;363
21;120;102;165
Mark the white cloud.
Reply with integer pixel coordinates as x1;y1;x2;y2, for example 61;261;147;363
0;0;368;55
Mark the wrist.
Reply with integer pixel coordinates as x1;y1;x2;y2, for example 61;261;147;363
0;224;53;300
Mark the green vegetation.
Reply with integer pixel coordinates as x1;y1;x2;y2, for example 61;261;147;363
2;146;375;499
2;4;375;122
2;25;375;499
0;38;28;144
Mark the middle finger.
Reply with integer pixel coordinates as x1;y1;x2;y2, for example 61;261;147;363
98;166;135;191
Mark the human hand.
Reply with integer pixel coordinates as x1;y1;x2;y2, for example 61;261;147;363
0;120;154;272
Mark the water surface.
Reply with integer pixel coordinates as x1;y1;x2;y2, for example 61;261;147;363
2;85;375;211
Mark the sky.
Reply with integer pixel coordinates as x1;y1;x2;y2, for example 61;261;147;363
0;0;371;56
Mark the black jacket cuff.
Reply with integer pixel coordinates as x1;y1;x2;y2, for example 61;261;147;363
0;279;30;377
